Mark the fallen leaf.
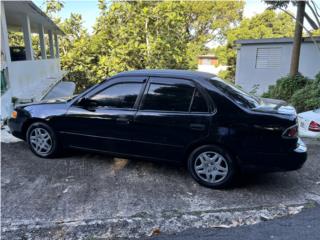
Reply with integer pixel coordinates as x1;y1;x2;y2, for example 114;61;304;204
151;228;161;236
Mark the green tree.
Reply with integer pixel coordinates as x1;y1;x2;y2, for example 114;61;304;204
214;10;295;82
43;0;64;19
59;14;93;91
290;72;320;112
98;0;107;14
90;0;244;83
39;0;244;91
40;0;93;91
8;31;24;46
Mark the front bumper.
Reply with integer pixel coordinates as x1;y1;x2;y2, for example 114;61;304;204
8;117;25;140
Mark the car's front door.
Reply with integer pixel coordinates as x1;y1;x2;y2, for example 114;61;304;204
131;77;213;162
60;77;146;155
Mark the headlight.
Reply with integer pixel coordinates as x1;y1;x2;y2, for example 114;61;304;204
11;110;17;119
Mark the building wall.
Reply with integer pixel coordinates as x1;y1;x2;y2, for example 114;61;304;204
198;58;218;65
9;58;62;99
1;90;12;119
235;42;320;95
1;59;63;119
1;1;65;120
1;1;11;120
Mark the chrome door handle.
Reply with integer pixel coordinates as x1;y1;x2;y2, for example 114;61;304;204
116;117;130;125
189;123;205;131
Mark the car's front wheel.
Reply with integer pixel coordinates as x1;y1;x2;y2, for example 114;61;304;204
26;122;60;158
188;145;236;188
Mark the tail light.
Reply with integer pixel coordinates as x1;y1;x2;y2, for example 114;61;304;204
308;121;320;132
282;124;298;139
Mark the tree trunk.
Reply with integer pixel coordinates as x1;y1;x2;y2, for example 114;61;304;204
145;18;150;65
290;0;306;77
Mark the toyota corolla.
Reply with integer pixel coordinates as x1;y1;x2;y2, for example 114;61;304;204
8;70;307;188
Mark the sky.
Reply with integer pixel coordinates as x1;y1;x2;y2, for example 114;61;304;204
34;0;291;34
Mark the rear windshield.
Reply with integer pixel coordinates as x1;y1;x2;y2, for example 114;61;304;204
209;77;261;109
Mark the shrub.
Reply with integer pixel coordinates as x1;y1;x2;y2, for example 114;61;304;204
290;72;320;112
261;74;310;101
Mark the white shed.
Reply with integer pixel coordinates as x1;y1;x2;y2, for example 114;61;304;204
235;37;320;95
1;0;66;119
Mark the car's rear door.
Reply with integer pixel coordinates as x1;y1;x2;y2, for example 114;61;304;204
60;77;146;155
131;77;212;162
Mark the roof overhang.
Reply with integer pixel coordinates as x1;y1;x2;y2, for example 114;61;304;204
235;36;320;45
4;0;64;35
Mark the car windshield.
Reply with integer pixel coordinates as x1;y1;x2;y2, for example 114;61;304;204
208;77;261;109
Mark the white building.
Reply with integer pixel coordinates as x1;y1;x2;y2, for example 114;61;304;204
1;0;66;119
235;37;320;95
197;55;227;75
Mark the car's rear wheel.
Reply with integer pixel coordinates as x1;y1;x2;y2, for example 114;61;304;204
188;145;236;188
26;122;60;158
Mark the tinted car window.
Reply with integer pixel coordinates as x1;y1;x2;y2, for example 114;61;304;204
91;83;142;108
209;77;261;109
141;83;194;112
191;90;208;112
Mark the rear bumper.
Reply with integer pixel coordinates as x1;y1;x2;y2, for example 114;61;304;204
241;138;307;173
299;128;320;138
283;138;307;170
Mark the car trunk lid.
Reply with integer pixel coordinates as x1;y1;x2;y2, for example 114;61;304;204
252;98;297;116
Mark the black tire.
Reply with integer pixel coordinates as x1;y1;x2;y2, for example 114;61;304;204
26;122;60;158
187;145;236;189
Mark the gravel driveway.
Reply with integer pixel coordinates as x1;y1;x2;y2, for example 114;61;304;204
1;139;320;239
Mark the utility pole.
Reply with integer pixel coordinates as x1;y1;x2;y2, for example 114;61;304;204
290;0;306;77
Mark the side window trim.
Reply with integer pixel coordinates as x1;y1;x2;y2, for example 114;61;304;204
138;77;195;113
86;81;145;110
79;77;146;99
137;78;214;114
189;87;210;113
141;80;193;113
135;77;150;110
192;82;216;114
188;88;197;112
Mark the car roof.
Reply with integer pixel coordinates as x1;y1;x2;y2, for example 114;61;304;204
114;69;217;81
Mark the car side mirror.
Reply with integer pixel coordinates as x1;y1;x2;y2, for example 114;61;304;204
77;97;98;109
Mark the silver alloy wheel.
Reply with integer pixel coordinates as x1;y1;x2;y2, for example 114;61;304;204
29;127;52;156
194;151;229;184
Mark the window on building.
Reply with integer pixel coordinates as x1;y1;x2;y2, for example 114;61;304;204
91;82;143;109
141;83;194;112
201;58;212;65
255;47;281;69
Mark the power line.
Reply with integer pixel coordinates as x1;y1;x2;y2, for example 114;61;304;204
311;0;320;15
